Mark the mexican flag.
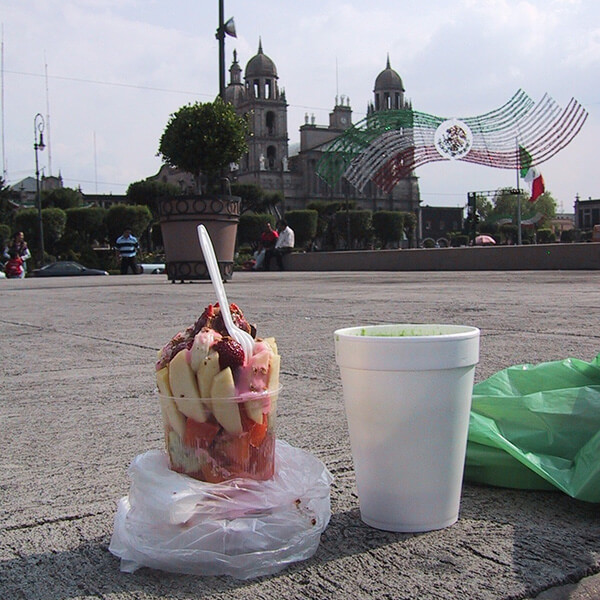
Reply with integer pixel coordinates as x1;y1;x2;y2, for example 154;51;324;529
519;145;545;202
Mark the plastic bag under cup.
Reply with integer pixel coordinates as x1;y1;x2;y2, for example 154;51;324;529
109;440;333;579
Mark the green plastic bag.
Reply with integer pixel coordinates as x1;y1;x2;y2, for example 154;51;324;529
464;354;600;502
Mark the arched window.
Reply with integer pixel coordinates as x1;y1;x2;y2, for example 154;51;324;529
266;111;275;136
267;146;277;169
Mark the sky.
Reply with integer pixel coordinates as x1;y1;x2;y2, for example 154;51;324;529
1;0;599;211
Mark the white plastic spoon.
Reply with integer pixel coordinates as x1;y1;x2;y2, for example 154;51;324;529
197;224;254;362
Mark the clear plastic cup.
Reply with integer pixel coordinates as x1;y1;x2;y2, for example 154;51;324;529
158;386;280;483
334;324;480;532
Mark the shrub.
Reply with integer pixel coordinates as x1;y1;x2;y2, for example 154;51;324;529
285;210;318;249
65;206;107;245
334;210;373;249
372;211;404;248
237;213;276;247
105;204;152;247
449;233;469;247
536;228;556;243
560;229;576;243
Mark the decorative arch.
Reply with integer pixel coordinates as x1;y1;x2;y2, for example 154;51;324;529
317;89;588;193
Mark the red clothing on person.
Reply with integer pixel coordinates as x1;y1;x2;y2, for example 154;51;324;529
5;256;23;278
261;229;279;249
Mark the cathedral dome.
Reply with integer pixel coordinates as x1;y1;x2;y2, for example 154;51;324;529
374;56;404;91
245;39;277;78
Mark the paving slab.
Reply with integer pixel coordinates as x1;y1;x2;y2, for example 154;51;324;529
1;271;600;600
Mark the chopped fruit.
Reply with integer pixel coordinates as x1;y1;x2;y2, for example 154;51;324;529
169;350;201;399
210;368;243;434
156;366;172;397
241;406;269;447
167;431;204;474
161;397;186;439
262;337;278;355
174;396;207;424
197;351;221;398
189;328;222;372
212;338;245;372
224;434;251;466
244;398;265;424
183;418;220;449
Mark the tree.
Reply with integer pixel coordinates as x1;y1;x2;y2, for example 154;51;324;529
15;207;67;261
42;187;83;210
230;183;264;213
126;180;181;219
475;194;493;222
105;204;152;247
491;187;557;228
402;211;417;247
530;191;557;227
491;187;521;219
0;177;16;229
65;206;107;245
158;99;248;194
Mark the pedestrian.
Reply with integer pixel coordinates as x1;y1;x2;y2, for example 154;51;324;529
115;227;140;274
264;219;295;271
253;222;279;270
3;231;31;278
4;249;24;279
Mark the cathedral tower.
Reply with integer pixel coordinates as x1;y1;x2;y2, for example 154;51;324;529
226;40;289;187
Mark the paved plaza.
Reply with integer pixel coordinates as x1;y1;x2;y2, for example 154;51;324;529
2;270;600;599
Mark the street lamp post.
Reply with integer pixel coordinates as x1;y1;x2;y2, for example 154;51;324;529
216;0;236;100
34;113;46;265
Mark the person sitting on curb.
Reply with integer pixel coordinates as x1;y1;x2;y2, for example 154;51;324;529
264;219;295;271
115;227;140;274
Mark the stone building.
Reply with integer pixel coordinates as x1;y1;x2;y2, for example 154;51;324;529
222;42;420;213
574;195;600;229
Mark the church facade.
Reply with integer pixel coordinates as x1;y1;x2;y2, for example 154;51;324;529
152;41;421;214
224;42;420;213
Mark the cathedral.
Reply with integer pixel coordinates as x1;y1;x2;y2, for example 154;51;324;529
153;41;421;214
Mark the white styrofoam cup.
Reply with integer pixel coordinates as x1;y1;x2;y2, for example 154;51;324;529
334;324;480;532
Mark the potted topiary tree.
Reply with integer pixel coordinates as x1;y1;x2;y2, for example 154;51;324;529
157;98;248;281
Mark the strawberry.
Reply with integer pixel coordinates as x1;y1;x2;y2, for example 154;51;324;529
211;302;253;336
212;337;245;371
194;303;216;331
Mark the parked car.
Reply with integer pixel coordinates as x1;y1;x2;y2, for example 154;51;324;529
32;261;109;277
139;263;166;274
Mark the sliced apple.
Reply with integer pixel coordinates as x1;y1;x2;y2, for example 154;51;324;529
210;367;243;434
161;397;186;438
197;351;221;398
156;366;173;397
267;353;281;392
168;350;207;422
245;398;265;424
189;330;220;372
262;337;278;355
267;353;281;428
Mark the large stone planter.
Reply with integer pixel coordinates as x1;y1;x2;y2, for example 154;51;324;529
158;194;240;281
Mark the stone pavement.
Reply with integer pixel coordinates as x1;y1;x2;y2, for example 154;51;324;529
1;270;600;600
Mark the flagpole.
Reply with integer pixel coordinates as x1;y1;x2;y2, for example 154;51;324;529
516;139;522;245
